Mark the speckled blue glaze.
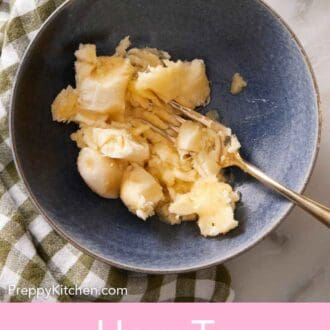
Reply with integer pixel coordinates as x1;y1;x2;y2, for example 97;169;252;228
10;0;320;273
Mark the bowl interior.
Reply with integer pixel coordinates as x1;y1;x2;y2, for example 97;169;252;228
11;0;319;272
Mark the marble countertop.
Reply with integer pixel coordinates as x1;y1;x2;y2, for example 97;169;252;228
227;0;330;302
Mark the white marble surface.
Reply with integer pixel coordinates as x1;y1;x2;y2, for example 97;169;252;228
227;0;330;302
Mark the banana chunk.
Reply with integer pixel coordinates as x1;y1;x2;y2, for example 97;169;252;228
230;73;247;95
74;127;150;162
120;165;164;220
176;121;203;152
77;148;124;199
169;177;239;236
51;86;78;122
134;59;210;108
76;47;134;120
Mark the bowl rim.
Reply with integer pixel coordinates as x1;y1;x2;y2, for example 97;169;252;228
9;0;322;274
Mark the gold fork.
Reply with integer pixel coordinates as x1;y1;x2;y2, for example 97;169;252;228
144;100;330;228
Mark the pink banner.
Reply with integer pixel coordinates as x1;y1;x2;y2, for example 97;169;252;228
0;303;328;329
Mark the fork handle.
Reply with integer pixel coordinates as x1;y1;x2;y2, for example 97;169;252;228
236;158;330;228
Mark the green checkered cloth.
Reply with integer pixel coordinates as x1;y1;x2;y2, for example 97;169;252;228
0;0;233;302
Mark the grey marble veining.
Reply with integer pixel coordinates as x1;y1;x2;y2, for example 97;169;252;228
227;0;330;302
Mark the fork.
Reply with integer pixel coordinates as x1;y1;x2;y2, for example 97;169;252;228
143;100;330;228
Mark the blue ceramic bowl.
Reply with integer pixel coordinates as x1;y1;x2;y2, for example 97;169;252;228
10;0;320;273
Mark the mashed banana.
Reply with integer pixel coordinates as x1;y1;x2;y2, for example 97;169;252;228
51;37;240;237
230;73;247;95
